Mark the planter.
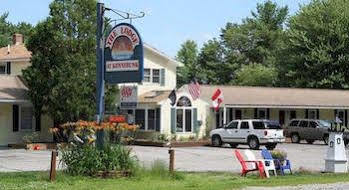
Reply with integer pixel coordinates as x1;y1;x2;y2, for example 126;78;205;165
95;170;131;178
8;143;57;150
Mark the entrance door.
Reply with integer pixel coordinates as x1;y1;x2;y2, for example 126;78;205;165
235;109;242;120
279;110;285;126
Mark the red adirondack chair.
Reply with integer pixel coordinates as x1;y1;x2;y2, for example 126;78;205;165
234;150;265;178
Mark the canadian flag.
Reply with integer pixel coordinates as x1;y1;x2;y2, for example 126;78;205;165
211;89;223;111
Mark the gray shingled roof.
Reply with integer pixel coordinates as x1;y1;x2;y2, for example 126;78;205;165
185;85;349;109
0;76;28;102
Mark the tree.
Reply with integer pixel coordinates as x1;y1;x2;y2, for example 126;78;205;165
0;12;33;47
176;40;199;87
234;64;277;86
282;0;349;89
197;39;230;84
220;1;289;85
23;0;117;124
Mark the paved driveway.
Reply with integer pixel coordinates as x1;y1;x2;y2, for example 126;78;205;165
0;142;348;172
132;142;348;172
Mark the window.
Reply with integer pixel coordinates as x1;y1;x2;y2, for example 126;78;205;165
240;122;249;129
143;69;150;82
0;63;6;74
176;109;184;132
289;120;299;127
252;121;265;129
185;110;192;132
152;69;160;83
309;121;317;128
21;107;33;130
177;96;192;107
309;110;317;119
135;109;145;130
264;121;282;129
226;121;238;129
148;109;155;130
299;120;308;128
258;109;267;119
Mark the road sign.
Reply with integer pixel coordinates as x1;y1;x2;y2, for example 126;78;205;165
104;23;144;84
120;86;138;108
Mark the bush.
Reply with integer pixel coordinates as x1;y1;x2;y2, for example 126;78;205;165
271;149;287;160
59;144;138;176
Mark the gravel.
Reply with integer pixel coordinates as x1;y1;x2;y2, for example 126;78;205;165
244;182;349;190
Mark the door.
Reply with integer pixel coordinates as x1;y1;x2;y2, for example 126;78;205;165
235;109;242;120
279;110;285;126
298;120;309;139
221;121;239;143
238;121;250;143
309;121;321;140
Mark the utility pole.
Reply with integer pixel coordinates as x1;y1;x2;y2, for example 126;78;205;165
96;2;105;149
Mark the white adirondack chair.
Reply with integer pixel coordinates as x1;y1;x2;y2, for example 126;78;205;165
244;149;277;178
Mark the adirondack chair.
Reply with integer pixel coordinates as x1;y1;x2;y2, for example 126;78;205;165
244;149;277;178
261;149;292;175
234;150;265;178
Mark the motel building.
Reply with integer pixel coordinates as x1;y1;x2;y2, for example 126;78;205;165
1;34;349;146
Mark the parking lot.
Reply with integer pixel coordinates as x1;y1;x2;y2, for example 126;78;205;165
0;141;348;172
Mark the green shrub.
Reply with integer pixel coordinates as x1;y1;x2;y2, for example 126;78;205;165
271;149;287;160
59;144;138;176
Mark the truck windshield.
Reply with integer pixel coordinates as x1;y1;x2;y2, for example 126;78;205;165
264;121;282;129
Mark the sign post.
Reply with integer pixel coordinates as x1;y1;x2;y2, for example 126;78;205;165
96;2;105;149
96;3;144;148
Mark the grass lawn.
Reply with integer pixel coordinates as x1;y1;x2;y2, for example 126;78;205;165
1;171;349;190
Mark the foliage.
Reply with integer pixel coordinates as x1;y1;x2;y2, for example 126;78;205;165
280;0;349;89
59;144;138;176
0;12;33;47
22;132;39;144
151;134;169;142
271;149;287;160
234;64;278;86
51;120;138;144
176;1;289;86
176;40;199;87
2;171;349;190
22;0;117;125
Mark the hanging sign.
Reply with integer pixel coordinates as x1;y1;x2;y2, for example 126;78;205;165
120;86;138;108
104;23;144;83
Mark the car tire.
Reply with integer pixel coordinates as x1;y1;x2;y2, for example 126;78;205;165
323;135;329;145
266;143;277;150
211;135;222;147
248;136;260;150
229;143;238;148
306;140;315;144
291;133;300;143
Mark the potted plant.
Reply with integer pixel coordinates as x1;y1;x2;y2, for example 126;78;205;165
271;149;287;165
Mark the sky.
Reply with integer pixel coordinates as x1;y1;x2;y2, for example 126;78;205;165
1;0;311;58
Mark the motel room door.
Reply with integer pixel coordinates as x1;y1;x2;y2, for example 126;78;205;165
279;110;285;126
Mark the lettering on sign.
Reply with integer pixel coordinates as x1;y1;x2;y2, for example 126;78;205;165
106;60;139;72
104;23;144;84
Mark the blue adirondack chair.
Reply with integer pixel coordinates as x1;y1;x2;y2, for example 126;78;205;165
261;149;292;175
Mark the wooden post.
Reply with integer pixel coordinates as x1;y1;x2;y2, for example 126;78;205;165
50;150;57;181
168;148;175;173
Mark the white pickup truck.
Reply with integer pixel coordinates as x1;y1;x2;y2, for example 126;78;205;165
210;119;285;150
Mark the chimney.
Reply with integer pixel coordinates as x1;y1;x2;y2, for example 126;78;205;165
12;34;23;45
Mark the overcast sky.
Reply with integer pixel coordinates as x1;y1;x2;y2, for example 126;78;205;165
1;0;311;58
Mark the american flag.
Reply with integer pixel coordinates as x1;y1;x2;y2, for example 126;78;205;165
188;80;201;100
